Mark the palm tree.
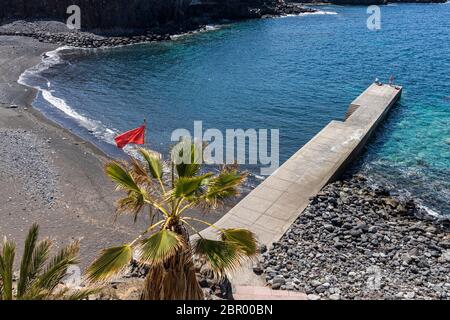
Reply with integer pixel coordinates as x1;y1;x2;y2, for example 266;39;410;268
87;142;258;300
0;224;97;300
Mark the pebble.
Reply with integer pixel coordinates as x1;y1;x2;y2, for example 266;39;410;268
441;250;450;262
405;292;416;299
0;129;57;206
329;293;340;300
260;175;450;300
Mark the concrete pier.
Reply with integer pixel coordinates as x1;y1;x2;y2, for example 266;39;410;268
198;83;402;297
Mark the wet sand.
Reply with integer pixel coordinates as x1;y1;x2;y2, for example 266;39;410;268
0;36;225;267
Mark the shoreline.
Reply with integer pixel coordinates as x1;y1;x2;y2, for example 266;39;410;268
16;45;129;160
10;8;340;169
1;26;447;300
9;9;327;161
15;36;445;219
262;174;450;300
0;35;226;268
0;3;448;301
0;35;136;267
0;4;318;49
0;36;110;160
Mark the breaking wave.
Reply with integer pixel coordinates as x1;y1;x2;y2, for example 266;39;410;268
17;47;140;155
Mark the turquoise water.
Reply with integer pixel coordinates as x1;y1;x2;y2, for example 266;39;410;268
23;4;450;214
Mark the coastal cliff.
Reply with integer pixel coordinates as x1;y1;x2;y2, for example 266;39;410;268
1;0;195;31
0;0;297;32
2;0;445;33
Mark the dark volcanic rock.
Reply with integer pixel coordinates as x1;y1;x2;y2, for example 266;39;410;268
0;1;316;48
0;0;194;31
261;175;450;300
0;0;315;33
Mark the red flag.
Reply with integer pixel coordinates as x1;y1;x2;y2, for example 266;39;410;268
114;124;146;149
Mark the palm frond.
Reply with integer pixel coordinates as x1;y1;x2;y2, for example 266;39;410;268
47;286;69;300
221;228;257;256
138;230;183;265
19;286;49;300
198;169;247;209
0;237;16;300
172;140;202;177
61;287;102;300
176;162;201;179
34;241;79;295
139;148;163;180
193;238;248;278
17;223;39;297
115;190;146;222
172;174;212;200
29;239;52;282
86;244;133;282
105;161;141;193
130;157;152;185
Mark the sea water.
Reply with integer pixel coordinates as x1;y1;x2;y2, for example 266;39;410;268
20;4;450;214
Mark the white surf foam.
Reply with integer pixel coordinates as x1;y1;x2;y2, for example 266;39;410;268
18;46;69;86
171;24;223;40
17;9;337;157
18;47;124;152
301;10;338;15
252;173;266;181
40;89;116;141
278;10;338;18
418;204;441;218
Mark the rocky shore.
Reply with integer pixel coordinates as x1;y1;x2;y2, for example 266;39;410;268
0;20;187;48
95;174;450;300
2;2;448;301
259;175;450;300
0;35;222;268
0;3;315;49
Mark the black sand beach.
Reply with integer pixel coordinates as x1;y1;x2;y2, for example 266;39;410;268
0;36;141;267
0;35;226;268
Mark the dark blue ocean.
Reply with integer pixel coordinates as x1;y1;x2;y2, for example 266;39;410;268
21;4;450;214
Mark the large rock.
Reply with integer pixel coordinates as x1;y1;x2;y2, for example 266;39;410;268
260;175;450;300
0;0;193;32
0;0;282;33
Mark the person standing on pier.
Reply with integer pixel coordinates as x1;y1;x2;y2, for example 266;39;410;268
389;75;395;86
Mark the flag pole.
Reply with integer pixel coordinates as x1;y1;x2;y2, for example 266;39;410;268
143;118;147;149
